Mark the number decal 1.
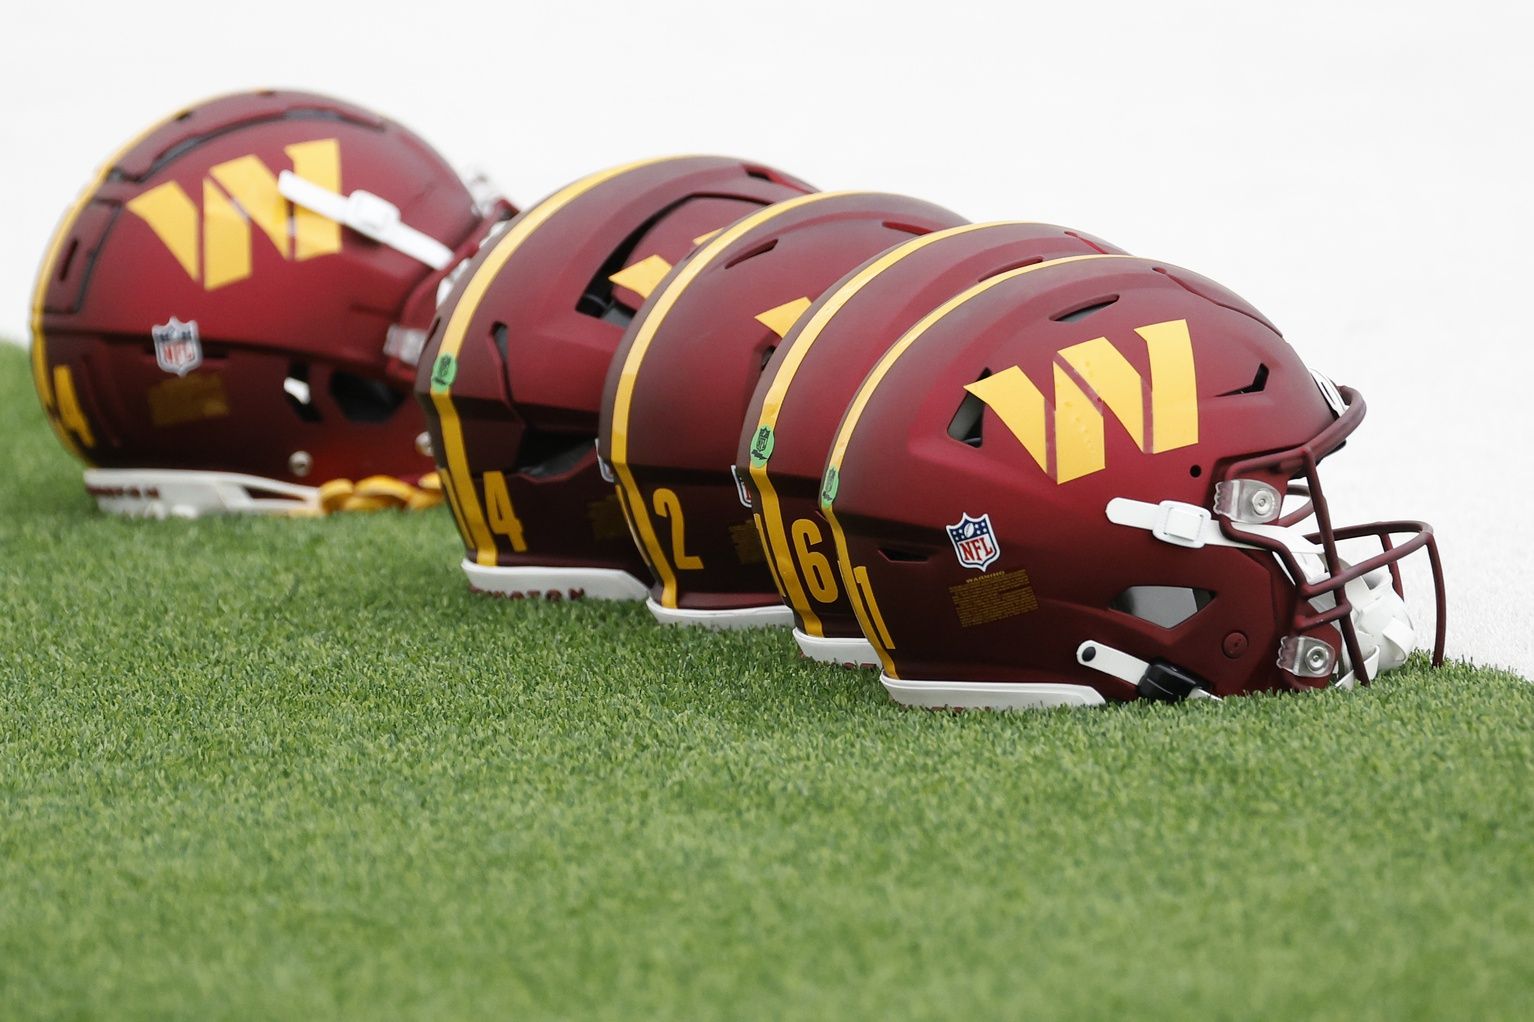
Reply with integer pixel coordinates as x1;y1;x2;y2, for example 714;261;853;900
852;565;895;650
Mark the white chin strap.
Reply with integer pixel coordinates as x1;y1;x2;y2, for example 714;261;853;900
1081;497;1417;693
277;171;454;270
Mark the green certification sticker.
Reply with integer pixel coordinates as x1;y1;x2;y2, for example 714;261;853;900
820;466;840;509
749;424;775;467
429;353;458;393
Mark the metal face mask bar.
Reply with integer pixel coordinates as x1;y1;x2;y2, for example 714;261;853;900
1216;384;1446;687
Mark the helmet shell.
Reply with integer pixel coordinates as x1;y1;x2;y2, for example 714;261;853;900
599;191;967;616
415;156;813;589
824;254;1339;700
737;222;1125;650
32;89;507;488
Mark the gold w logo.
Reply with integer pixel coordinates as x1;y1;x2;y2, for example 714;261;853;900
963;318;1199;484
125;139;342;290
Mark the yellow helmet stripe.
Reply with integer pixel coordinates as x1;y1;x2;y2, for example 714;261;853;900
430;156;683;567
822;253;1134;676
749;222;1010;636
607;190;846;608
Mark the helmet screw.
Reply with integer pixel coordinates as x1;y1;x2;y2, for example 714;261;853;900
289;451;313;478
1222;631;1249;658
1250;490;1275;517
1306;645;1332;673
415;431;433;458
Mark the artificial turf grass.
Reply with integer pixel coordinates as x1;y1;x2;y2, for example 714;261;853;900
1;342;1530;1021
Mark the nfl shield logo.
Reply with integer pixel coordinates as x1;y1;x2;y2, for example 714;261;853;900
947;512;1001;572
152;317;202;376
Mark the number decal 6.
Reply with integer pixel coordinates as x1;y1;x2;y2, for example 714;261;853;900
790;518;838;604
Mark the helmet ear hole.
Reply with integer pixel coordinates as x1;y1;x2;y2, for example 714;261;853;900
283;362;322;422
329;372;406;423
512;427;594;479
1110;586;1215;629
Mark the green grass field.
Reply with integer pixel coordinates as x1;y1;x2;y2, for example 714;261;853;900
1;342;1530;1020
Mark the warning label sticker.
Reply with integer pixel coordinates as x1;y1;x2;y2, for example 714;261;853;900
587;494;629;542
730;520;766;564
949;568;1039;628
148;373;229;428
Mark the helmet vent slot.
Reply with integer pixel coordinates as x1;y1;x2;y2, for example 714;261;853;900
979;256;1044;282
725;239;777;268
1110;586;1214;629
491;322;510;364
881;220;935;236
283;362;321;422
1064;230;1113;254
577;197;696;324
1051;295;1119;322
330;372;406;423
947;368;991;447
760;345;777;370
880;547;929;563
58;239;80;283
1218;363;1269;396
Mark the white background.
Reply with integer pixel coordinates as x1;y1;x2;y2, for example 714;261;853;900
3;0;1528;676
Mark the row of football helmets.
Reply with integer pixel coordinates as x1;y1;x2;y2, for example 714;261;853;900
32;90;1447;709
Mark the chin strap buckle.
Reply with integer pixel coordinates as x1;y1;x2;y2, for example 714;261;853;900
1077;641;1220;702
1150;500;1213;548
1136;661;1209;702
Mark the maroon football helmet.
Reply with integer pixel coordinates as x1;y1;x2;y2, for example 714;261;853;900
415;156;813;600
737;222;1125;667
822;254;1446;708
31;89;512;517
598;191;966;628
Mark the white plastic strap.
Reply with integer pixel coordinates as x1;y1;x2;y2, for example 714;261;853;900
1106;497;1325;557
278;171;454;270
1076;641;1148;686
1310;368;1348;416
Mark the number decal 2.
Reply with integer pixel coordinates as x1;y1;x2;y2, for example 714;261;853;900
651;487;703;570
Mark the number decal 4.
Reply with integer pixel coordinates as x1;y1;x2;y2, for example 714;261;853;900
52;365;96;449
482;471;528;552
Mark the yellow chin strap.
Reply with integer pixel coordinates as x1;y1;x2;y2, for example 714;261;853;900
304;471;445;515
